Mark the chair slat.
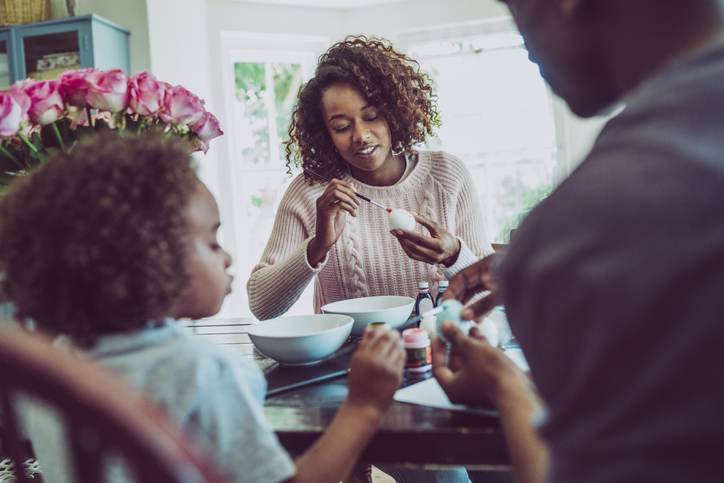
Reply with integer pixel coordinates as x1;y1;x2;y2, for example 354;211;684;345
0;389;32;483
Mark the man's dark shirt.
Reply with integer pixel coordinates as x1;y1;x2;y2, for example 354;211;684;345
501;44;724;483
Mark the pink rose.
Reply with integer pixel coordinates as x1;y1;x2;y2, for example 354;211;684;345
0;93;24;137
159;85;205;126
25;81;64;125
6;82;32;123
191;111;223;142
128;72;165;116
86;69;129;112
58;68;99;107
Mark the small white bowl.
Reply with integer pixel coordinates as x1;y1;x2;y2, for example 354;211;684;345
321;295;415;336
247;314;354;365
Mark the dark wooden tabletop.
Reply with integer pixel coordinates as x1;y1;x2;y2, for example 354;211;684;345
188;317;508;467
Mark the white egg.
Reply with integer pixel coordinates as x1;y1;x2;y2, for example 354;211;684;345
388;208;416;231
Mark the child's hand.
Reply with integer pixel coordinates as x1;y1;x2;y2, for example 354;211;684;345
347;328;405;415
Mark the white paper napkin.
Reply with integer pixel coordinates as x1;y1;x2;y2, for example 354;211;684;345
393;348;530;414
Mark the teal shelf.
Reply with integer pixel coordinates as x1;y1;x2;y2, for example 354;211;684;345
0;14;129;89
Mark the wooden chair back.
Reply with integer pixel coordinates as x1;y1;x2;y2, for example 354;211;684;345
0;325;228;483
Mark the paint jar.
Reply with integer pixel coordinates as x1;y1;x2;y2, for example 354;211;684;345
402;327;432;373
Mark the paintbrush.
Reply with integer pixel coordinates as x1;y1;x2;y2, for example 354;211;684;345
305;168;390;212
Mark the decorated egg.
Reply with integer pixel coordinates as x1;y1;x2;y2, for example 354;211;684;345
388;208;416;231
436;299;464;342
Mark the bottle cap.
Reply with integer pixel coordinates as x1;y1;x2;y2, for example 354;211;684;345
402;327;430;344
438;280;449;289
418;281;429;289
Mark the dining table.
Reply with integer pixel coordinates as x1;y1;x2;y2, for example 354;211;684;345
187;317;510;471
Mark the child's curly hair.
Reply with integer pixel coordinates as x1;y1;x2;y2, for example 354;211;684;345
0;132;198;340
285;35;440;180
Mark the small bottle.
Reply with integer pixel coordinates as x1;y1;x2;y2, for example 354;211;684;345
435;280;449;307
402;328;432;373
414;281;435;318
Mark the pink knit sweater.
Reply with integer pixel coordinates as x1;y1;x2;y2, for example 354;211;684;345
247;151;492;320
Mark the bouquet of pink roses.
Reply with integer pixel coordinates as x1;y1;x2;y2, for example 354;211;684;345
0;68;223;187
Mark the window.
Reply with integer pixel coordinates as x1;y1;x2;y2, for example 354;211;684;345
234;61;303;167
219;34;328;319
403;23;560;242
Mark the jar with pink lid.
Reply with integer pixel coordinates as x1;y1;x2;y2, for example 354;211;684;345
402;327;432;373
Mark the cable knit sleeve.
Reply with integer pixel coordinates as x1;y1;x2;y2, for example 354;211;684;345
246;176;325;320
435;152;494;278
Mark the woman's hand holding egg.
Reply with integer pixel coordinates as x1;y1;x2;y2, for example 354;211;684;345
308;178;360;266
391;212;461;267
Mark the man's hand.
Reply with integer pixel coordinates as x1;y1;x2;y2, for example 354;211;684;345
442;253;500;320
433;322;524;407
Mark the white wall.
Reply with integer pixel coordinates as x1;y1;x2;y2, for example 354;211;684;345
209;0;346;37
145;0;222;193
340;0;509;39
74;0;151;74
207;0;508;44
145;0;242;315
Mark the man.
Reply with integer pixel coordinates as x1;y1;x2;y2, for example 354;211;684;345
434;1;724;482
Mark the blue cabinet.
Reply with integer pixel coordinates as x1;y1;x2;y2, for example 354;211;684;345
0;14;129;89
0;30;11;87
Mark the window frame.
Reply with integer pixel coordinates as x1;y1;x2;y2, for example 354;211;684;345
216;32;329;318
396;18;572;242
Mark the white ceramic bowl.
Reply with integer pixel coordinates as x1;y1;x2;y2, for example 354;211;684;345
247;314;353;366
321;295;415;335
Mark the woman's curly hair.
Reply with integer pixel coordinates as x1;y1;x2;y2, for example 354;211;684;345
285;35;440;180
0;132;198;340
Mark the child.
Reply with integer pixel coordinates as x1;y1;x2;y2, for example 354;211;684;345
0;131;405;483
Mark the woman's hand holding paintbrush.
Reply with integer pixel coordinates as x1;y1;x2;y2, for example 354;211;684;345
305;168;392;265
306;175;366;266
305;168;390;212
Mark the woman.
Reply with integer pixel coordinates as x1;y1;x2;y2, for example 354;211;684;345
247;36;492;322
247;35;491;483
